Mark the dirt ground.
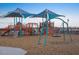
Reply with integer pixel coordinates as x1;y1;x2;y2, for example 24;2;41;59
0;34;79;55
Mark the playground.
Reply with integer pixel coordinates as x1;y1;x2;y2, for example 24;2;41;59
0;8;79;54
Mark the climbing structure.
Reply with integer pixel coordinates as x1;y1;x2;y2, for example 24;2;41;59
4;8;34;37
39;21;54;36
25;23;38;35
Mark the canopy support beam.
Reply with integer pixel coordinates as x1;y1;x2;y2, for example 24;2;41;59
56;18;72;42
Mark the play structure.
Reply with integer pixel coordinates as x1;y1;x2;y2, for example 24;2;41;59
32;9;72;47
1;25;15;36
0;8;72;47
1;22;39;36
32;9;65;46
39;21;54;36
25;23;39;35
1;21;54;36
4;8;34;37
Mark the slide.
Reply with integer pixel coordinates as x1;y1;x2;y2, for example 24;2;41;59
1;29;10;36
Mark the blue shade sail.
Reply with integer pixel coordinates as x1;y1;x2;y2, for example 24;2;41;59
32;9;65;20
4;8;34;18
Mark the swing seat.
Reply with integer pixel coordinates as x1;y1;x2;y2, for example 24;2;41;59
53;35;61;37
53;34;61;37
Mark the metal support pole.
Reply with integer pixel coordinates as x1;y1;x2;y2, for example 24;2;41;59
37;18;45;45
32;23;33;35
43;11;48;47
18;17;23;37
37;23;44;45
13;17;16;31
62;22;66;42
43;22;48;47
37;23;39;35
14;17;15;27
19;17;20;22
67;19;72;42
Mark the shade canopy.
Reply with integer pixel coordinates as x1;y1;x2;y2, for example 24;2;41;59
32;9;65;20
4;8;34;18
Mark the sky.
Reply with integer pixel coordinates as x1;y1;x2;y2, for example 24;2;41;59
0;3;79;28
